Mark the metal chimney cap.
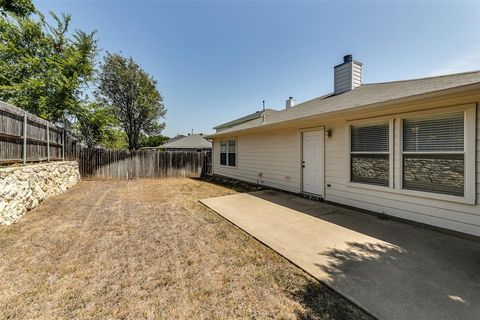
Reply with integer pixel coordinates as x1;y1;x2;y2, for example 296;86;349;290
343;54;353;63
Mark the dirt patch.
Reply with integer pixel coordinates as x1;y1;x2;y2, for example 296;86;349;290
0;178;372;319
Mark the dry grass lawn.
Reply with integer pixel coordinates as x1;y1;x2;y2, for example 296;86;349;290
0;178;373;319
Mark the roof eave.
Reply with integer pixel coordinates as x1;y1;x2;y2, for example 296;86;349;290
205;82;480;139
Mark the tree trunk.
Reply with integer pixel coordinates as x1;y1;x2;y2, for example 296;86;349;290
126;128;135;151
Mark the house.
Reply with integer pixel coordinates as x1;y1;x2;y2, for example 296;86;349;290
207;55;480;237
160;133;212;151
214;108;278;132
164;134;186;144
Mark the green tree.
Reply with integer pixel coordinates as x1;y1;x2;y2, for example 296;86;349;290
74;103;116;148
0;0;35;17
0;10;97;121
139;134;170;148
97;52;166;150
100;129;128;150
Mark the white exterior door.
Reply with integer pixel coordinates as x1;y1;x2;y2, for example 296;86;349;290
302;130;324;196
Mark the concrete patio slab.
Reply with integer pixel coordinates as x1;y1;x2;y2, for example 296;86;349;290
200;190;480;320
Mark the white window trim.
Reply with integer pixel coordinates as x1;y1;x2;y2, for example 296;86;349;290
345;103;475;205
396;104;476;204
219;138;237;168
345;118;394;190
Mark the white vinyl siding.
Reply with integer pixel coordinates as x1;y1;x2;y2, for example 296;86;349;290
213;129;300;193
325;104;479;237
334;61;362;94
213;101;480;236
352;61;363;88
476;102;480;205
334;63;353;94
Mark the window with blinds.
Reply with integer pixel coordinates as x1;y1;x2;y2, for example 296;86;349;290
350;123;390;186
220;139;236;167
402;112;464;196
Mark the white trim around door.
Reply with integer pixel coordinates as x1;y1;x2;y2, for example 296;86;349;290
302;128;325;197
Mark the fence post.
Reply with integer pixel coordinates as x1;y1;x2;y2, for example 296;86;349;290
62;128;65;161
46;124;50;162
23;111;27;165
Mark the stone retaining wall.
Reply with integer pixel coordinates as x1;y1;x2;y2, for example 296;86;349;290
0;161;80;225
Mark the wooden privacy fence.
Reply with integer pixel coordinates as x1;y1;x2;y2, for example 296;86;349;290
0;101;212;179
79;148;212;179
0;101;78;164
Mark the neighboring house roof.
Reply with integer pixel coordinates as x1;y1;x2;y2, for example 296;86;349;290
161;134;212;149
208;70;480;137
165;134;186;144
214;108;278;131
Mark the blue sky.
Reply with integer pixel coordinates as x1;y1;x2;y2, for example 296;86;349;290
34;0;480;137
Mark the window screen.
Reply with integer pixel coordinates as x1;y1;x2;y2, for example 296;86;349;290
350;123;390;186
402;112;464;196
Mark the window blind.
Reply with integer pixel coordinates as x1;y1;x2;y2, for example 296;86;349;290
403;112;464;152
351;124;389;152
350;122;390;186
402;112;465;197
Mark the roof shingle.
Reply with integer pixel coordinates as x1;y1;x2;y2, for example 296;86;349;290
209;70;480;136
161;134;211;149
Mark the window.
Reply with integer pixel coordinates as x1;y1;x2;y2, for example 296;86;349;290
220;141;227;165
350;123;390;186
220;139;236;167
402;112;464;196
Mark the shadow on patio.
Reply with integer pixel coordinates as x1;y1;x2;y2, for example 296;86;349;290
201;189;480;320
